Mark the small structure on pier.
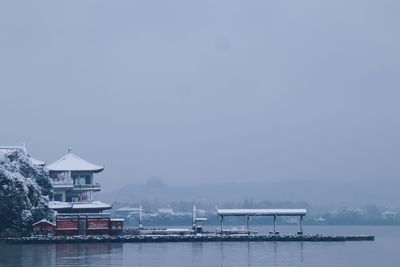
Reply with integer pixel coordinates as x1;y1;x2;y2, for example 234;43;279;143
32;219;56;236
217;209;307;235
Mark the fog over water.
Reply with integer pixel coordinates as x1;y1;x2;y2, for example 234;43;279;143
1;1;399;205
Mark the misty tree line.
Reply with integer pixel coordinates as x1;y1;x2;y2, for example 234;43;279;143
112;198;400;227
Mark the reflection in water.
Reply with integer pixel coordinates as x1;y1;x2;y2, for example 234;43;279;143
137;243;143;267
219;242;224;267
56;243;122;266
217;240;305;267
300;242;304;267
0;240;305;267
246;242;250;267
1;226;398;267
0;243;56;267
191;242;203;266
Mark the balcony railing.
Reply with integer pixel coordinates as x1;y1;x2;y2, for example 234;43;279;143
51;179;74;186
72;183;101;190
50;178;101;191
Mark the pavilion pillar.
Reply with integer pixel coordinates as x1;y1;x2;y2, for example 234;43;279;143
220;216;224;235
299;216;303;234
139;205;143;230
273;215;277;233
192;205;197;232
246;215;250;234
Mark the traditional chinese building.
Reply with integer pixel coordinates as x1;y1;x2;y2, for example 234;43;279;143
3;144;123;236
45;148;124;235
47;148;112;213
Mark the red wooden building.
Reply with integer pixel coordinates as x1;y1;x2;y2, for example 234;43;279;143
55;214;123;236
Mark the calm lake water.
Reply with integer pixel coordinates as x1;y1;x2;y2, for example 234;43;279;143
1;225;399;267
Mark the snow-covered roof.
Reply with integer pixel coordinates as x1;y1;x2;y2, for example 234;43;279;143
33;219;56;226
49;201;111;210
47;149;104;172
117;207;140;212
48;201;71;209
30;157;46;166
72;201;111;209
217;209;307;216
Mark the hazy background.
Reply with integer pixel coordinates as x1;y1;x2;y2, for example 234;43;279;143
1;1;399;205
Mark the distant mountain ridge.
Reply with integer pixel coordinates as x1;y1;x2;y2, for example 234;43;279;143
98;178;398;208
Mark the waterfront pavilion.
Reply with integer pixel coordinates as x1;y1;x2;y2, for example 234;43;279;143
217;209;307;235
47;148;107;205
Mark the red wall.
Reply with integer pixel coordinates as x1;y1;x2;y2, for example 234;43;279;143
88;219;109;229
55;217;123;236
57;220;79;229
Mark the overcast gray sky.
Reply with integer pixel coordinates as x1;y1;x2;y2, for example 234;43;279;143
1;0;399;192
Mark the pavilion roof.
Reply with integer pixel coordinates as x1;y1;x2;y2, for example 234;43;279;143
30;157;46;166
32;219;56;227
47;149;104;172
49;201;111;210
217;209;307;216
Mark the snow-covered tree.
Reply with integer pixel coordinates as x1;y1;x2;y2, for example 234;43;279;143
0;149;54;236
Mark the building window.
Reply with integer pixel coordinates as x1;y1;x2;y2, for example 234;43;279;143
54;193;63;201
72;175;79;185
73;174;91;185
